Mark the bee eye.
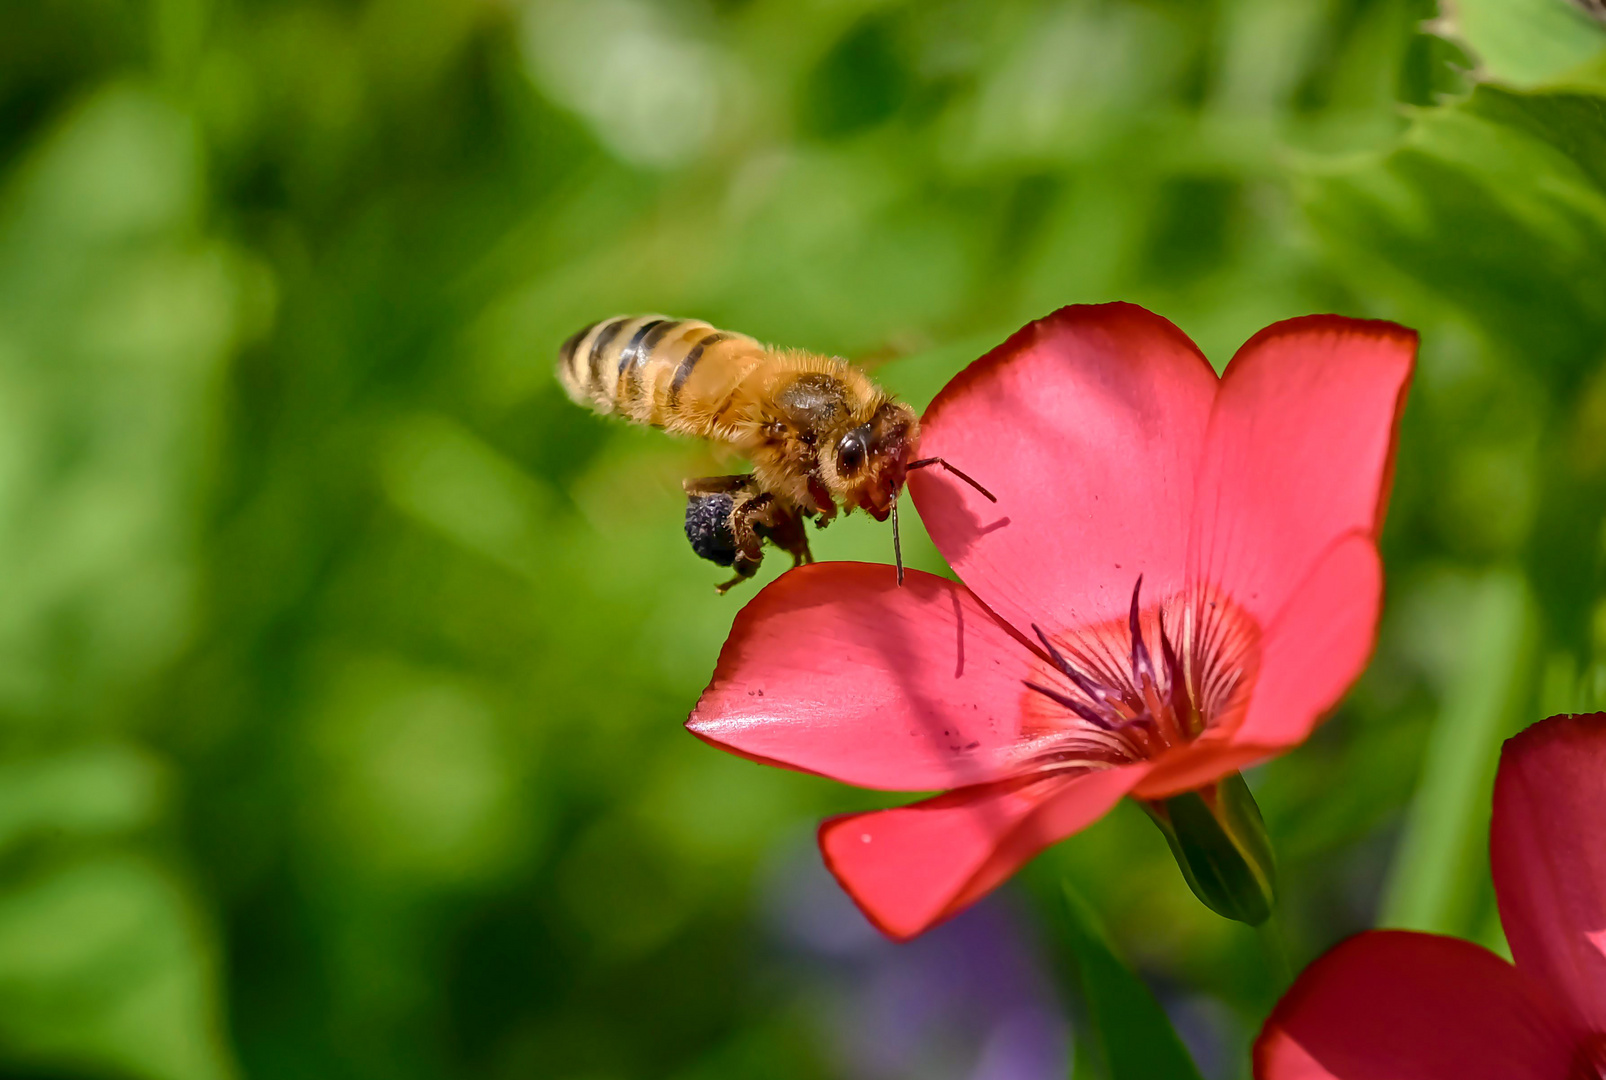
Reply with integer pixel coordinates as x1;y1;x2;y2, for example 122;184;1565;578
837;431;868;474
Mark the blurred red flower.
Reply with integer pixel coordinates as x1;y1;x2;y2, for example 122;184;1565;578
1256;712;1606;1079
689;303;1416;940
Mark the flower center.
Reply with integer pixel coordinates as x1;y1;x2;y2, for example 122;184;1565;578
1016;577;1260;771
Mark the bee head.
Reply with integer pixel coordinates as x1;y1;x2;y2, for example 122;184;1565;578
828;401;918;521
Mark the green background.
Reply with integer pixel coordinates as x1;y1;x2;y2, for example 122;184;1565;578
3;0;1605;1077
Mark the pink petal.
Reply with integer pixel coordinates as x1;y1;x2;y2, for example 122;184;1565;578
1255;931;1579;1080
1491;712;1606;1030
1131;533;1382;800
1189;316;1414;630
688;563;1039;791
1231;533;1383;747
1130;736;1276;801
819;764;1148;940
910;303;1217;642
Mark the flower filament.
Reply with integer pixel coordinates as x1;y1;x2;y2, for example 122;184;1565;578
1019;576;1258;772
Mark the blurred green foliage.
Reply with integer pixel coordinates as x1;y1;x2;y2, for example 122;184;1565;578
1060;883;1203;1080
1;1;1604;1079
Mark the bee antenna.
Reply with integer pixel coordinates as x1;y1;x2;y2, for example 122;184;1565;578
892;496;905;585
907;457;997;503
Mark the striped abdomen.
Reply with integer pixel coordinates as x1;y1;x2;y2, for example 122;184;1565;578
556;315;768;434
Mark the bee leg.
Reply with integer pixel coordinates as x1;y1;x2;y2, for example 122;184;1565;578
685;489;763;599
726;491;821;588
684;474;756;497
806;479;837;528
728;493;774;568
693;491;770;594
753;502;811;569
714;564;758;595
686;481;810;592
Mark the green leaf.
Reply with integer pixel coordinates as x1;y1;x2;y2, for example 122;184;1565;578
1464;82;1606;186
1302;80;1606;377
0;746;165;854
0;856;237;1080
1441;0;1606;88
1060;882;1205;1080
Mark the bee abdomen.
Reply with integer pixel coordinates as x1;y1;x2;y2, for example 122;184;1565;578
556;315;762;430
556;315;651;411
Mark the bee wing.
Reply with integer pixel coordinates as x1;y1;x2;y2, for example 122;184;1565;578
848;328;936;374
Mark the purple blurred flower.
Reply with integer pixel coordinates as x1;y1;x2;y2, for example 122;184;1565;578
761;835;1068;1080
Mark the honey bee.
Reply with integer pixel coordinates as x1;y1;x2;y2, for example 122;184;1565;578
556;315;994;592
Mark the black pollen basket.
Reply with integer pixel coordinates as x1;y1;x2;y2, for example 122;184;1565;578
685;491;739;567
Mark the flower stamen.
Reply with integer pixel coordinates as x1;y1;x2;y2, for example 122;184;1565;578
1019;576;1260;771
1023;679;1118;732
1128;575;1158;691
1031;623;1118;710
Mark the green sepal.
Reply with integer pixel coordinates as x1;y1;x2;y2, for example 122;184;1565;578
1143;771;1277;926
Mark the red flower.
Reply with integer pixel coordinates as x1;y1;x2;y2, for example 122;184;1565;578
689;303;1416;940
1256;712;1606;1079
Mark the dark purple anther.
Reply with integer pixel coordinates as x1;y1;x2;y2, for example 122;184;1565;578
1128;576;1157;689
1157;609;1191;719
1024;681;1117;731
1031;623;1112;705
1156;608;1179;681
